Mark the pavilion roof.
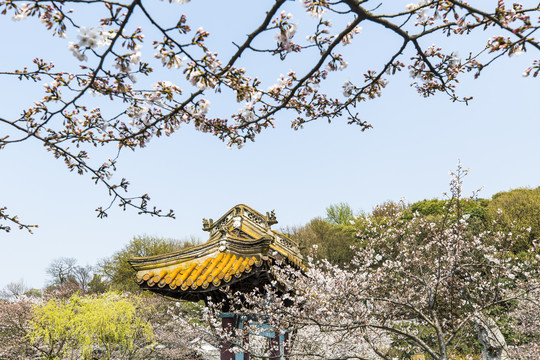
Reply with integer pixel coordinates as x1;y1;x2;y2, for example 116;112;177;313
128;204;304;301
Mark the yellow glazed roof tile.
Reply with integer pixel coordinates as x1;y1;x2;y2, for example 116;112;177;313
136;253;267;292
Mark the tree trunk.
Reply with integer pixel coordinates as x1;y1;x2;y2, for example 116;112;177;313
474;315;510;360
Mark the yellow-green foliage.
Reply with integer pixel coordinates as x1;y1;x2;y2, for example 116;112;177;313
28;298;78;359
28;292;154;359
488;187;540;254
289;217;357;265
325;202;355;226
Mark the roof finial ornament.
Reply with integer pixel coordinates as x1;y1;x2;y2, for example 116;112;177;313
202;218;213;231
267;210;278;226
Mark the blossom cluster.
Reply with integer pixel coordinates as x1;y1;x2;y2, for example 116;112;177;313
274;11;298;53
68;26;112;61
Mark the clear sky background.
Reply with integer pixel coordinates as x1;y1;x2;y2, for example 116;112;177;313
1;0;539;290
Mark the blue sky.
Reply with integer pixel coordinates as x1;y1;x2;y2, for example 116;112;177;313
1;0;539;290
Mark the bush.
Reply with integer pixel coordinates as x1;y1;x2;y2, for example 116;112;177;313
287;217;357;266
487;187;540;254
28;292;155;360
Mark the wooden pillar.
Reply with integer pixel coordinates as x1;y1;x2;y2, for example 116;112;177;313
242;329;250;360
283;331;290;360
269;331;280;360
221;315;235;360
237;315;249;360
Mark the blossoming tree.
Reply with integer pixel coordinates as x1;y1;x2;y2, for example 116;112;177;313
0;292;208;360
205;165;539;359
1;0;540;231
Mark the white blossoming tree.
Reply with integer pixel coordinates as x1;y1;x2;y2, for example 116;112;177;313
507;288;540;359
205;165;540;360
2;0;540;230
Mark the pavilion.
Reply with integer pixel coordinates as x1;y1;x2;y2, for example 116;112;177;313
129;204;305;360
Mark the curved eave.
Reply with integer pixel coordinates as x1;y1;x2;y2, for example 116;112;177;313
269;244;307;272
129;236;272;271
135;252;268;294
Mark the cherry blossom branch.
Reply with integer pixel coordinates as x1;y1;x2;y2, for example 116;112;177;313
447;0;540;52
0;206;38;233
3;1;540;229
0;116;174;220
368;323;441;359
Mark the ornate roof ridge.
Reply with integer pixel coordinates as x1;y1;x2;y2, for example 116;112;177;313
270;229;299;248
202;204;277;232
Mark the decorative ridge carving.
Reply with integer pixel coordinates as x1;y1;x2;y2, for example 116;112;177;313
201;204;278;233
267;210;278;225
